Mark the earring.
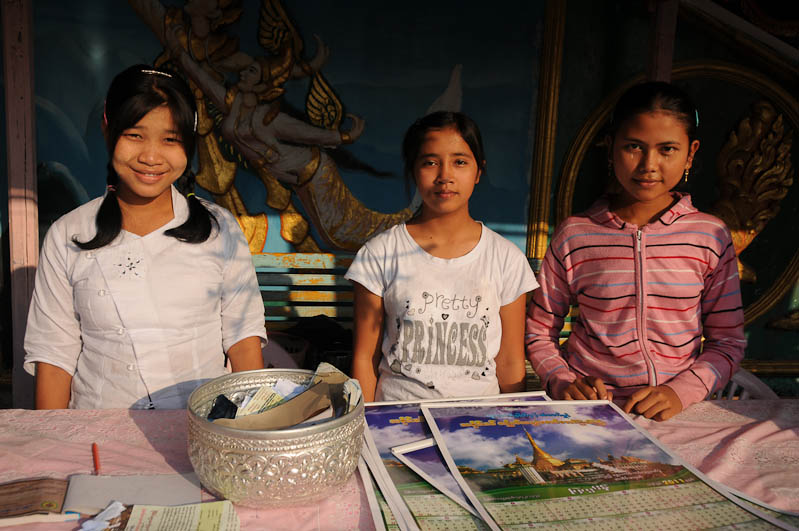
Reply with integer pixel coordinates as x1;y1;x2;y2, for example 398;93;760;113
608;160;614;179
683;168;690;184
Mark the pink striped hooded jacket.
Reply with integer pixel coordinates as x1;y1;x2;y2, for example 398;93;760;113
526;194;745;408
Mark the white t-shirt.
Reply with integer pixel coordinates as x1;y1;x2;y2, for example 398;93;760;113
346;222;538;401
24;186;267;409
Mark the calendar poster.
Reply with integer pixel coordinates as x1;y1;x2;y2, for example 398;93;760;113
358;456;388;531
392;438;477;515
363;392;547;530
361;434;408;530
365;403;486;530
729;492;799;528
422;401;791;531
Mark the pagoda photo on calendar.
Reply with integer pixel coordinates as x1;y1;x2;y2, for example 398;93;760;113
451;422;682;490
421;402;778;529
362;392;548;529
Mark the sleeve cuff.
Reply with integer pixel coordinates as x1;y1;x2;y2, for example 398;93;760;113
546;370;577;399
22;357;77;378
663;375;707;409
344;273;383;298
222;329;268;353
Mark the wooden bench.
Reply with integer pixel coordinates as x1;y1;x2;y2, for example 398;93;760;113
252;252;355;332
252;252;354;371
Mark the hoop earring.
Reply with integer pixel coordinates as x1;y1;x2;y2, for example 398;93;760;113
683;168;690;184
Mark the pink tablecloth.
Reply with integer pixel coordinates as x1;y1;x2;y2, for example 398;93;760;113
635;399;799;512
0;409;375;530
1;400;797;529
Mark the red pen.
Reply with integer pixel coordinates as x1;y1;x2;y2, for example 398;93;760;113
92;442;101;475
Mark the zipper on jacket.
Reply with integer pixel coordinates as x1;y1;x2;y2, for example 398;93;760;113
635;229;657;386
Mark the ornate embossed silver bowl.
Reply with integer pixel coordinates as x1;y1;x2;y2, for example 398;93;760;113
187;369;364;507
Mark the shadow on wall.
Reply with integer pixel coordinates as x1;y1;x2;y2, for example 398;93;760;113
0;163;85;409
37;161;89;246
1;263;37;409
1;230;12;408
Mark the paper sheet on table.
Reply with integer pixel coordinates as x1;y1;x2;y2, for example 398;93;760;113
80;500;239;531
63;473;202;515
122;501;239;531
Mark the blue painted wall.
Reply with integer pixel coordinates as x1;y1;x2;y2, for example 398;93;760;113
30;0;545;252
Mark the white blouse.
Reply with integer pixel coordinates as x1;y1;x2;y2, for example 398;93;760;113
24;186;267;409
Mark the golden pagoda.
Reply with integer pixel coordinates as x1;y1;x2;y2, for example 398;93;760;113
525;429;565;471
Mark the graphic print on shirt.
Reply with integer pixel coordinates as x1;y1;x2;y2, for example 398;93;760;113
388;290;493;389
115;252;144;278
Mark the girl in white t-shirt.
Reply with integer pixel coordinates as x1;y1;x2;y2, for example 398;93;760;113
24;65;266;409
346;112;538;401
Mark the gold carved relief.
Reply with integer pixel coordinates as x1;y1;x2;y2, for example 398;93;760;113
235;213;269;253
130;0;418;253
556;61;799;325
710;101;794;283
768;310;799;331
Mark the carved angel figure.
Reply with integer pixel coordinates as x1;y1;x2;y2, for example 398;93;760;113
129;0;415;251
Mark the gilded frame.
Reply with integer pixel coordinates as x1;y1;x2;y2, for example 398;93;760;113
525;0;567;263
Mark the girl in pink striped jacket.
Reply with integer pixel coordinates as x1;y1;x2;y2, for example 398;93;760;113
526;82;745;421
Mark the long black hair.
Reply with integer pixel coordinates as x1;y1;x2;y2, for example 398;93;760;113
74;64;216;250
401;111;487;197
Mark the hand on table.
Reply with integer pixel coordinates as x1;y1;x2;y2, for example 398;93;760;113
558;377;613;401
623;385;683;421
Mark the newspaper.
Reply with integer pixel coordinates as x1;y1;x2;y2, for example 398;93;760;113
80;500;239;531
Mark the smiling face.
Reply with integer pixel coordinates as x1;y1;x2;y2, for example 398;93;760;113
413;126;482;219
611;110;699;210
112;105;187;205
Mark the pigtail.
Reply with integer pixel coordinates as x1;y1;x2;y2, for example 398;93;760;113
165;170;218;243
72;164;124;250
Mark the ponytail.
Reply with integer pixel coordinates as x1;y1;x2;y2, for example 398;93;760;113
72;164;123;250
165;171;218;243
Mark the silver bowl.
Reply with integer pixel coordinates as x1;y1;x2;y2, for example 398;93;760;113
187;369;364;507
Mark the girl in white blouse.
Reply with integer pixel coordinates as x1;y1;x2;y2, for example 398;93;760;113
24;65;266;409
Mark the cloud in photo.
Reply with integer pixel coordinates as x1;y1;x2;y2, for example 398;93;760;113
441;428;536;470
370;422;428;459
430;403;679;467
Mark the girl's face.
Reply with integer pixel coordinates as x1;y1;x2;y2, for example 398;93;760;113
413;126;481;218
611;110;699;207
112;105;187;204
